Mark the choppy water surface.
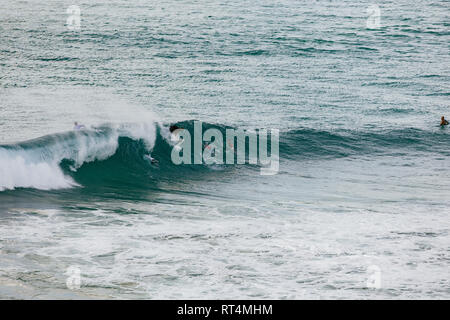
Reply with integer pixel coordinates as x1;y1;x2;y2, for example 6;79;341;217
0;0;449;299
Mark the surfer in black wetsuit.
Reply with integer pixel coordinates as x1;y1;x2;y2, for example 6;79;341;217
144;154;158;164
145;125;183;164
170;125;182;133
441;116;449;126
144;125;183;164
169;124;184;141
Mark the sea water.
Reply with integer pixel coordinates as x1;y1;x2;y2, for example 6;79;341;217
0;0;449;299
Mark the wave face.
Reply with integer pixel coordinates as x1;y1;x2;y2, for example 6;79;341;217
280;127;450;160
1;120;449;191
0;123;157;191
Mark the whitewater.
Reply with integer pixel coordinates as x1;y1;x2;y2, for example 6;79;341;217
0;123;158;191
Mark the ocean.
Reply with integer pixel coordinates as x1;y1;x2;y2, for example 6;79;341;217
0;0;449;299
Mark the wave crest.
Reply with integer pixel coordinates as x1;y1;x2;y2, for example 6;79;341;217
0;122;156;191
1;121;449;192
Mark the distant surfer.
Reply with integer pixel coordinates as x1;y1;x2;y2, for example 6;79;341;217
144;154;158;164
170;125;182;134
440;116;449;126
73;122;85;130
169;124;184;143
143;125;183;165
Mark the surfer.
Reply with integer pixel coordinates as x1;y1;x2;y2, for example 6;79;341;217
143;125;177;164
144;154;158;164
169;124;184;144
142;124;183;165
170;125;182;133
73;122;85;130
440;116;449;126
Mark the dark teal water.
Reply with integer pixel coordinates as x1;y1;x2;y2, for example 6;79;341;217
0;0;449;299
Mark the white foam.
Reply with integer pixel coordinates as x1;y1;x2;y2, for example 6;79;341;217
0;151;76;191
0;122;158;191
